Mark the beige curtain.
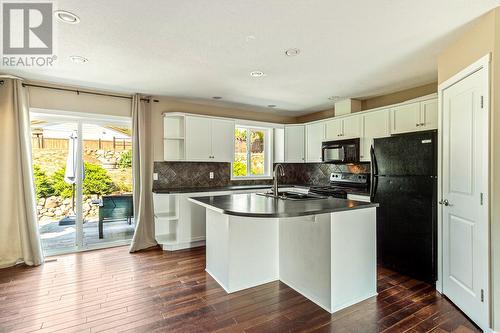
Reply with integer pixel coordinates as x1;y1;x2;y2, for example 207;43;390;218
129;94;157;252
0;78;43;268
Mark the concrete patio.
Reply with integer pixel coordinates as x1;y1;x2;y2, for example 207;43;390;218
39;218;135;252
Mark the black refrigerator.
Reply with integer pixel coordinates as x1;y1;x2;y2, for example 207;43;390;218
370;130;437;283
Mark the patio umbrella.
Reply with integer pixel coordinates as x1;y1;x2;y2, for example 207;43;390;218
59;131;85;226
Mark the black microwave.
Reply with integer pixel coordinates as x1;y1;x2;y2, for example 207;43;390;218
322;138;360;163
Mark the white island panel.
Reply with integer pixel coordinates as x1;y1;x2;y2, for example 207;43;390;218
279;214;332;312
205;209;279;293
331;207;377;312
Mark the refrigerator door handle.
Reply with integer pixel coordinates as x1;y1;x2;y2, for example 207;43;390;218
370;145;378;176
370;175;378;202
370;145;378;202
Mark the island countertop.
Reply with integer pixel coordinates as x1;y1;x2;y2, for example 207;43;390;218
188;193;378;218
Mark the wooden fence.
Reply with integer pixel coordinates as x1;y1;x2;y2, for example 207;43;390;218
32;136;131;151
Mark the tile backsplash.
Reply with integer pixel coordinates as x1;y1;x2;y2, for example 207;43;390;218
153;161;370;190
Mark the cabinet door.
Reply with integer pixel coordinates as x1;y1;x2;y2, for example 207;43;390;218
342;115;361;139
325;118;342;140
274;128;285;163
306;122;325;162
211;119;234;162
361;109;390;161
420;99;438;130
185;116;212;161
284;125;305;163
390;102;421;134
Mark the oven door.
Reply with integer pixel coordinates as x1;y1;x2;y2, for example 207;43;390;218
323;146;345;163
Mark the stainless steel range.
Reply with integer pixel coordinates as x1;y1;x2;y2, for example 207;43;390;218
309;172;370;199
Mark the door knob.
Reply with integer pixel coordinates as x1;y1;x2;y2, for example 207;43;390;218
439;199;450;206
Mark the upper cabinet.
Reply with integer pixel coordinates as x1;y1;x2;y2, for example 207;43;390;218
274;128;285;163
185;116;234;162
210;119;235;162
360;109;390;161
325;116;361;140
306;122;325;162
420;99;438;130
325;118;342;139
390;102;421;134
284;125;305;163
390;99;437;135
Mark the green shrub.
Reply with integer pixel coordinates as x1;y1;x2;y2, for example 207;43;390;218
52;163;115;198
118;150;132;169
116;181;133;193
33;164;55;199
233;161;247;177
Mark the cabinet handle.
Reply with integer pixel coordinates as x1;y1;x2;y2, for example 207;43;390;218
416;123;420;127
420;123;425;126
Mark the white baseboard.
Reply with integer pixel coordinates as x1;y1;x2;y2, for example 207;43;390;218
161;239;205;251
279;278;332;313
330;292;378;313
206;268;278;294
205;269;230;293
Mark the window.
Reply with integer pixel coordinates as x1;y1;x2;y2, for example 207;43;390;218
233;126;271;178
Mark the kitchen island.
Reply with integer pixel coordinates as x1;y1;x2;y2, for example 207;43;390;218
189;193;379;313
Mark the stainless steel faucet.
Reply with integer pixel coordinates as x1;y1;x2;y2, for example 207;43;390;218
273;164;285;196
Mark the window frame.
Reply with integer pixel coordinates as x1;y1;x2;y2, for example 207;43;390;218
231;125;273;180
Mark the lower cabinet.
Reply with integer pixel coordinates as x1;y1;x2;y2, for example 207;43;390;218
152;190;246;250
153;187;307;251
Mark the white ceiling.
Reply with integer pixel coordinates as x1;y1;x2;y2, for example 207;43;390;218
2;0;499;116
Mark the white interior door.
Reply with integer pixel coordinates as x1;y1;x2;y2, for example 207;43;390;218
441;67;488;330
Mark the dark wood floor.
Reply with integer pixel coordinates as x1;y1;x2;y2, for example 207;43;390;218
0;246;480;333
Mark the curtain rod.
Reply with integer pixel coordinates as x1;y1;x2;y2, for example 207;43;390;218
21;83;152;102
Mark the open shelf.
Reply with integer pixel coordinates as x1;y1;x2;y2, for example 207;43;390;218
163;115;186;161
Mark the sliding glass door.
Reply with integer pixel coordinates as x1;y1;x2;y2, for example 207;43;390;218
30;111;134;255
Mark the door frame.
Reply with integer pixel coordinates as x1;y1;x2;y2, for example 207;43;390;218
30;108;134;255
436;54;491;330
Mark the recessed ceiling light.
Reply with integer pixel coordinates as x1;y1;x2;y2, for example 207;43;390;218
285;48;300;57
70;55;88;64
54;10;80;24
328;96;342;101
212;96;222;100
267;104;277;108
250;70;265;77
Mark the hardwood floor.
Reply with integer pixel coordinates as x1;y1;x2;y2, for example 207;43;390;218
0;246;480;333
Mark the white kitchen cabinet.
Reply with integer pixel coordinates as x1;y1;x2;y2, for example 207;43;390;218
390;100;438;134
325;118;343;140
325;116;361;140
420;99;438;130
211;119;234;162
185;116;211;161
185;116;234;162
342;115;362;139
361;109;390;161
390;102;422;134
285;125;305;163
154;187;280;251
274;128;285;163
306;122;325;162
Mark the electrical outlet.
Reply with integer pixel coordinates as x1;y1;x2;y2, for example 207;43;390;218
209;172;214;179
153;173;159;181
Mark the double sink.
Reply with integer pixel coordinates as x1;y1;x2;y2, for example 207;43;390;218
257;191;327;201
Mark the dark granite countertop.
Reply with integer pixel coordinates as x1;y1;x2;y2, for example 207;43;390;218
189;193;378;218
152;184;309;194
152;184;371;196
